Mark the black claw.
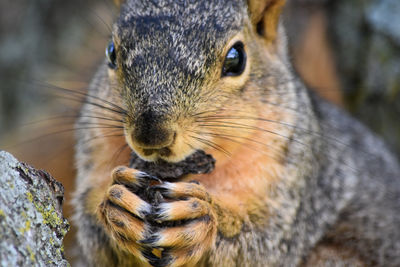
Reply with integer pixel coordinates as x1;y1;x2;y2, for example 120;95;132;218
142;248;160;262
146;212;162;223
141;173;162;183
151;184;168;193
146;205;165;222
151;185;171;199
152;205;162;213
142;248;173;267
138;208;150;218
149;255;173;267
151;183;167;189
138;235;160;245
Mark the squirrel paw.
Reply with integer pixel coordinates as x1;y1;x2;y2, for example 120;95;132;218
98;166;156;261
141;181;217;267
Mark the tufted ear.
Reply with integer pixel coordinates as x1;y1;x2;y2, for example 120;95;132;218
247;0;286;42
113;0;125;8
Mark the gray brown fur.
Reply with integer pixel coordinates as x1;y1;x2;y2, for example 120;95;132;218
73;0;400;266
116;0;245;126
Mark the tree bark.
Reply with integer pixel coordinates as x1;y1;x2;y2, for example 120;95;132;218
0;151;69;266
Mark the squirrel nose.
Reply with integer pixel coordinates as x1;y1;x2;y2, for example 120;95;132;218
131;111;175;149
132;126;175;149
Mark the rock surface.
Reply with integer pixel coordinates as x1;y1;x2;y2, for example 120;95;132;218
0;151;69;266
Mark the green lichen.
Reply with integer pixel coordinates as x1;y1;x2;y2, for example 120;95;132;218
42;206;63;227
0;209;5;218
26;246;36;262
26;192;33;203
61;227;68;236
7;181;14;189
34;202;63;228
19;220;31;234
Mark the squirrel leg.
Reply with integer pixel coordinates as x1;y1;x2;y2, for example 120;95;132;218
140;181;217;267
97;166;156;263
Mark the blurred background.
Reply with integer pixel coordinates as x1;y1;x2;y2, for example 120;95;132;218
0;0;399;263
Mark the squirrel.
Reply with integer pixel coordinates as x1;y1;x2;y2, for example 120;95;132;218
72;0;400;266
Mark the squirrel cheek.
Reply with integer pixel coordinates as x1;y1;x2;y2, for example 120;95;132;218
107;68;118;83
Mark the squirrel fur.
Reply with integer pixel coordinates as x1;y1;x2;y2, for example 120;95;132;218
72;0;400;266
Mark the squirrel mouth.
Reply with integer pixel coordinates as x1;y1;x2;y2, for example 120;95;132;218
142;147;172;157
130;150;216;181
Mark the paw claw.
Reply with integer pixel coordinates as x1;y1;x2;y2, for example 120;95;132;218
151;182;172;191
138;207;151;218
136;171;162;183
142;248;160;262
142;249;173;267
106;184;151;220
139;234;160;246
151;181;210;202
146;203;170;223
112;166;161;190
151;256;173;267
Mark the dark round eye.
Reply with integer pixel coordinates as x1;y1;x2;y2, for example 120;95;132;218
106;41;117;69
222;41;246;77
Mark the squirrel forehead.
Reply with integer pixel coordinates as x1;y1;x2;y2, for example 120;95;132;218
115;1;246;71
119;0;246;27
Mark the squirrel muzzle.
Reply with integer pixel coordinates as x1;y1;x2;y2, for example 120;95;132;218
126;109;179;161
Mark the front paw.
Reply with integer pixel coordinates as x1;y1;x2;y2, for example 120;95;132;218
97;166;157;261
141;182;217;267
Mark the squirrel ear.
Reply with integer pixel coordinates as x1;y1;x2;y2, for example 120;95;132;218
248;0;286;42
113;0;125;8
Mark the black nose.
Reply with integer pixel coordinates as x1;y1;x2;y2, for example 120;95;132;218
132;110;175;149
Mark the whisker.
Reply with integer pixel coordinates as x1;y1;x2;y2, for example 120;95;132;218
110;143;130;169
75;122;124;128
197;121;309;148
192;130;280;153
196;114;372;158
45;130;125;167
34;81;127;114
22;114;124;128
80;131;125;146
190;109;221;118
100;0;119;13
53;94;126;116
189;129;290;163
88;8;113;34
5;126;126;151
197;122;359;173
204;132;293;165
74;4;111;39
189;135;231;157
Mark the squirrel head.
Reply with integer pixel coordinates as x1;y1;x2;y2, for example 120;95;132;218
107;0;291;163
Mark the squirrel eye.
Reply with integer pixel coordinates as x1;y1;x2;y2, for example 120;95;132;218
106;41;117;69
222;41;246;77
